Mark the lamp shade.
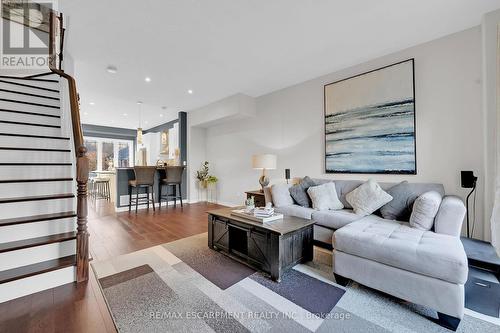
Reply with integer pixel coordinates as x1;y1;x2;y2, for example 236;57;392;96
252;154;277;170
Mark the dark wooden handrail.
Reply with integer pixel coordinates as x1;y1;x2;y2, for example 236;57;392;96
48;11;89;283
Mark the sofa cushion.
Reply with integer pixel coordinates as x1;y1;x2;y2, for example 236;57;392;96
409;191;443;231
275;204;315;220
313;179;445;210
345;179;393;216
307;182;344;211
333;215;468;284
312;209;362;230
289;176;316;207
314;179;363;209
270;183;294;208
379;181;417;221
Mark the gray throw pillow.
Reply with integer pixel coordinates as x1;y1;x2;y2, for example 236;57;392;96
409;191;443;231
379;181;418;221
289;176;316;207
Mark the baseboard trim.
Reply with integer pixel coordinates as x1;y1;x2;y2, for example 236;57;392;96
115;200;184;212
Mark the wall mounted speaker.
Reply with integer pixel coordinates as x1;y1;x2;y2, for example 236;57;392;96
461;171;476;188
285;169;290;180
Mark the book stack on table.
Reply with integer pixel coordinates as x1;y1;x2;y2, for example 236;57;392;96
253;207;275;218
230;207;283;223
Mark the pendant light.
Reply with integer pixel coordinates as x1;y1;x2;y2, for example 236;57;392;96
137;101;143;145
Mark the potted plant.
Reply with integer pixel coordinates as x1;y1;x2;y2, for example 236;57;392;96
207;175;218;185
245;196;255;213
196;161;215;189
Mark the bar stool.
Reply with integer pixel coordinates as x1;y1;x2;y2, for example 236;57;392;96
88;172;97;199
158;166;185;208
94;177;111;202
129;166;156;213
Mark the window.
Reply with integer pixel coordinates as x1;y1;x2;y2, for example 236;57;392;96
85;139;98;171
118;142;130;167
102;142;114;171
84;137;134;171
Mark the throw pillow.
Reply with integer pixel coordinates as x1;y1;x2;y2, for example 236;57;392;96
270;183;294;208
289;176;316;207
346;179;393;216
409;191;442;231
379;181;418;221
307;182;344;211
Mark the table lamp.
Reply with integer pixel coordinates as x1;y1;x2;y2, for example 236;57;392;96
252;154;277;191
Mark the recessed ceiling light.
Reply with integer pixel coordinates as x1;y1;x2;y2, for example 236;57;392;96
137;101;143;105
123;113;128;116
144;77;151;83
188;89;193;94
145;121;149;124
160;114;164;117
106;65;118;74
89;102;95;106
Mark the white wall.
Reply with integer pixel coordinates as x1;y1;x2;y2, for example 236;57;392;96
189;93;256;128
187;126;207;202
192;26;487;238
482;9;500;243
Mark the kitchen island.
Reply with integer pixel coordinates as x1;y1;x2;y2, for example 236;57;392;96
114;166;187;210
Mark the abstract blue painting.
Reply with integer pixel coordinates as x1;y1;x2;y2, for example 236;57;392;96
324;59;416;174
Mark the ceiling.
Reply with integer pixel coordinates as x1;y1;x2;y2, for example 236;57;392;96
60;0;500;130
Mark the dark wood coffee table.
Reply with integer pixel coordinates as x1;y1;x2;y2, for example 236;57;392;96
207;207;314;281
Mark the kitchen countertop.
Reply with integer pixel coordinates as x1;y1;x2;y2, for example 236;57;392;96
116;166;186;170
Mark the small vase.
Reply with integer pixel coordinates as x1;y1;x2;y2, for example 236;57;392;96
199;180;208;189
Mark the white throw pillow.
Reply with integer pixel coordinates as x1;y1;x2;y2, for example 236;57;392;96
346;179;393;216
270;183;294;207
409;191;442;231
307;182;344;211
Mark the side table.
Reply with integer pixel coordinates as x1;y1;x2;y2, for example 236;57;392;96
245;190;266;207
461;237;500;317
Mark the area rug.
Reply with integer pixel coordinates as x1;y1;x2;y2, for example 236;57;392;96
92;233;500;333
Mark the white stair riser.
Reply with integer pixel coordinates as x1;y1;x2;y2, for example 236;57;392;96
0;122;62;136
0;181;74;199
0;218;76;243
0;78;59;91
0;100;60;117
0;136;69;150
0;197;75;219
0;91;60;108
0;111;60;126
0;267;75;303
0;165;72;178
0;150;71;164
0;240;76;271
0;81;59;99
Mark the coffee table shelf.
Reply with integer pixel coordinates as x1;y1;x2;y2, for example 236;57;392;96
208;207;314;281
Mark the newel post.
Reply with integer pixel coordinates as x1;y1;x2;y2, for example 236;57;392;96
76;145;89;282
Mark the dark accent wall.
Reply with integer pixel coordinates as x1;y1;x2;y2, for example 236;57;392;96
143;118;179;134
179;112;188;198
82;124;137;140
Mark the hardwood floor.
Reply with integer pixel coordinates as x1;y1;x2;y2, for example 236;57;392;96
0;201;225;333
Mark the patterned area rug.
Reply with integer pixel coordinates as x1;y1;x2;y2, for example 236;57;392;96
92;233;499;333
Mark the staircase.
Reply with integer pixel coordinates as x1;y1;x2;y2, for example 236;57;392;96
0;74;85;302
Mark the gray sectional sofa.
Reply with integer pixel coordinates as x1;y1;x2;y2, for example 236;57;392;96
266;179;468;331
